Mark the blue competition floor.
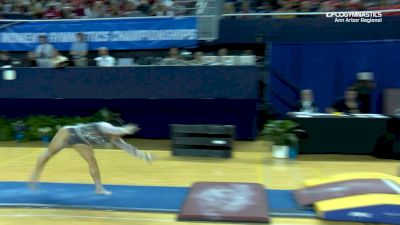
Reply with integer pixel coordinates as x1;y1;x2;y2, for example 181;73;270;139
0;182;315;218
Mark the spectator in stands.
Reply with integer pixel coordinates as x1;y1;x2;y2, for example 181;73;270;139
222;2;236;14
160;48;184;65
71;1;85;18
70;32;89;67
256;1;273;13
190;51;206;65
215;48;234;65
0;51;12;67
296;89;318;113
2;0;400;20
346;0;363;11
123;2;145;17
51;49;69;67
81;2;94;18
317;0;336;12
161;0;175;16
238;1;255;19
299;0;312;12
180;50;192;62
150;2;173;16
27;0;44;18
333;0;347;11
218;48;228;57
35;35;56;68
327;88;360;114
1;2;13;13
89;1;108;18
61;4;77;19
109;2;123;17
353;72;376;113
309;0;323;12
23;51;37;67
274;0;297;18
173;1;188;16
12;3;29;16
43;3;62;19
136;0;151;15
94;47;116;67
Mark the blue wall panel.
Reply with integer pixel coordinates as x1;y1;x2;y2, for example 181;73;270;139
0;66;262;139
269;41;400;115
0;66;260;99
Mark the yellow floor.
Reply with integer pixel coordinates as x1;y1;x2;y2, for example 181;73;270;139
0;138;398;225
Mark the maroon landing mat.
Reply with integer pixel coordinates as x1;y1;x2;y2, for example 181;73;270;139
294;179;399;206
177;182;269;223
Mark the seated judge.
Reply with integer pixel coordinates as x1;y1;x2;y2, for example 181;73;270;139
353;72;375;113
327;88;360;114
297;89;318;113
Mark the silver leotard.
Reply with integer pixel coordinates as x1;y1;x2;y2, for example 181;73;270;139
64;122;152;162
66;122;125;146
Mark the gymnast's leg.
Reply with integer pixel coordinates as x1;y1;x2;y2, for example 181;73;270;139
29;127;70;190
73;144;111;195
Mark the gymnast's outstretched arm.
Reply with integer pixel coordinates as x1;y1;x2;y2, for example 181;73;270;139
97;122;152;162
111;137;153;162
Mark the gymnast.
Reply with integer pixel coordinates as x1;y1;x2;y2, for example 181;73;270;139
29;121;153;195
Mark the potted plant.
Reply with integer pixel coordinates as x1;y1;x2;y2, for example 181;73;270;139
37;127;53;143
263;120;299;159
12;120;27;142
0;117;13;141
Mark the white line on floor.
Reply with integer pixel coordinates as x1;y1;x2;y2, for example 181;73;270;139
0;213;175;222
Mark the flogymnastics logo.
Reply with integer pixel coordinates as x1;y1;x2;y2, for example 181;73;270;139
326;11;383;23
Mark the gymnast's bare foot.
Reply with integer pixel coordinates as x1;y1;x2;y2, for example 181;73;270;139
96;187;112;195
28;175;38;191
28;182;35;190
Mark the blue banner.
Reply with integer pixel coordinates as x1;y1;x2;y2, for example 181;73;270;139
0;17;197;51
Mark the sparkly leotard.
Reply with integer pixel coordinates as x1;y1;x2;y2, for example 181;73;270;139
64;122;152;162
65;122;124;146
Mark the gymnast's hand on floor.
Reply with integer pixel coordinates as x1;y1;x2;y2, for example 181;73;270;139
112;138;155;163
131;148;154;163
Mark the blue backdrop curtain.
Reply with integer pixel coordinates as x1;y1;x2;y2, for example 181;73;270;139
268;40;400;115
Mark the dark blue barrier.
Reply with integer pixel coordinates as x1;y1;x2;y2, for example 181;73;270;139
219;17;400;43
0;66;259;99
0;66;262;139
0;99;258;140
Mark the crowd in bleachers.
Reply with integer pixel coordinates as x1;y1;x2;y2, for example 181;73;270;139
223;0;400;15
0;0;194;19
0;0;398;68
1;0;400;20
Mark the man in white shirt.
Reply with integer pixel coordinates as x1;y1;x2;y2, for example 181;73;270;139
69;33;89;67
94;47;115;67
35;35;56;68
